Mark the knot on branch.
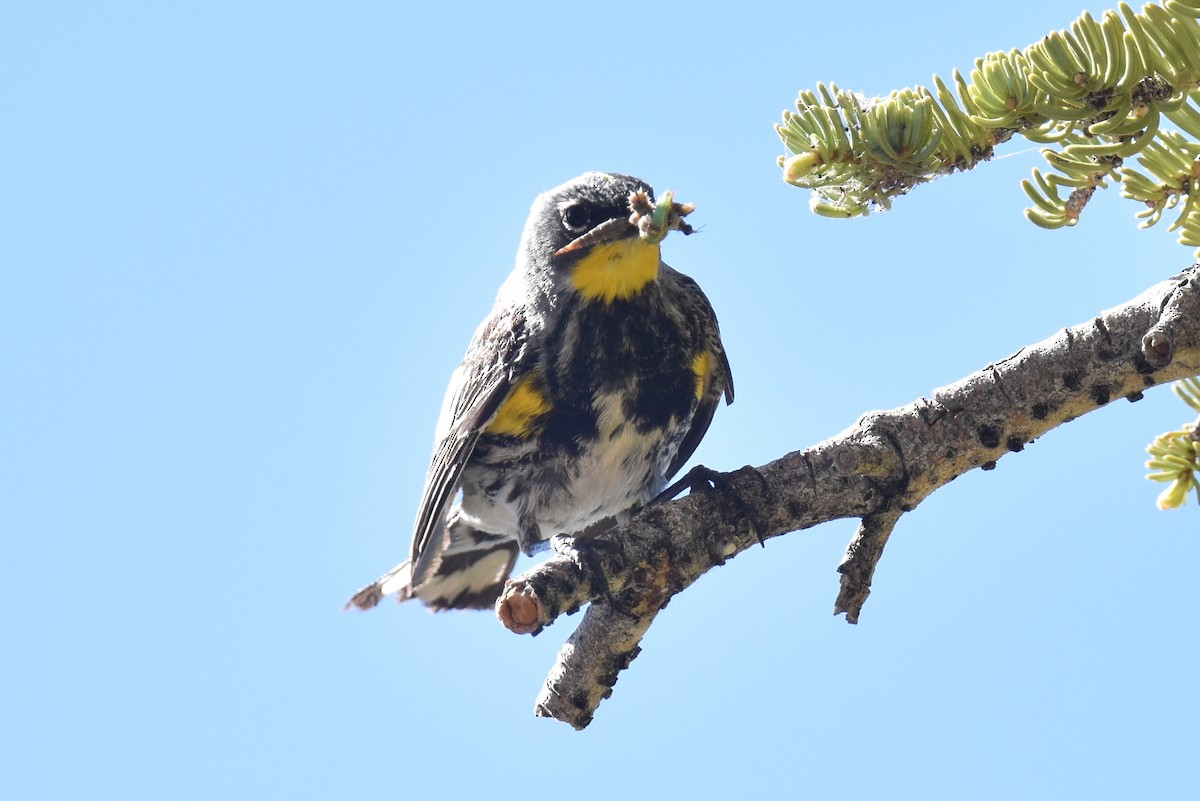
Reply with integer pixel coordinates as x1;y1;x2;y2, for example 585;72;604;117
496;588;542;635
1141;266;1200;369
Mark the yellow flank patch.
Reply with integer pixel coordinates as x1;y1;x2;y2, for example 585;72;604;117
691;351;713;400
569;238;660;302
485;374;551;438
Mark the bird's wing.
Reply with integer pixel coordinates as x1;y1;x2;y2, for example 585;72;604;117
664;270;734;482
408;304;530;586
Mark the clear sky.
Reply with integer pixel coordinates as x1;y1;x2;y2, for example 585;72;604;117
5;1;1198;799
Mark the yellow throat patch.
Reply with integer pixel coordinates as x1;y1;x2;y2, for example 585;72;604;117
568;238;660;302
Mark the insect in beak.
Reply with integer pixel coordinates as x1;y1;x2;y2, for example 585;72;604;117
553;190;696;257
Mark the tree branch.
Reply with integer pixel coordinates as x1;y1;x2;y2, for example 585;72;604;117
497;265;1200;729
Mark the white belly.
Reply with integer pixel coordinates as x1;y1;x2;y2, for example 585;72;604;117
457;390;683;538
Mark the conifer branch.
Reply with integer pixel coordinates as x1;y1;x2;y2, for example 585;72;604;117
500;266;1200;728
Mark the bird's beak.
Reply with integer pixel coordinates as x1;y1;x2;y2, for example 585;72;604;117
553;217;636;257
553;190;696;258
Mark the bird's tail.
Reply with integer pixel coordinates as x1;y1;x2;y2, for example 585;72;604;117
345;518;519;612
344;560;415;610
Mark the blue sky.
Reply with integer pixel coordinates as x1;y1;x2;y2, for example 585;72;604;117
5;1;1198;799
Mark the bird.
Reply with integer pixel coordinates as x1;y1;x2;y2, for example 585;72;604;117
347;171;733;612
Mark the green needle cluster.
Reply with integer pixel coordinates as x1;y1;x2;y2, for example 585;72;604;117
778;0;1200;254
1145;376;1200;509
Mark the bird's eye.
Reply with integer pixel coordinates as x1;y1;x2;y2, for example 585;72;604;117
561;203;592;233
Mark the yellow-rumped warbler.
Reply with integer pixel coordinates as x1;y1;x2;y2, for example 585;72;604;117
348;172;733;611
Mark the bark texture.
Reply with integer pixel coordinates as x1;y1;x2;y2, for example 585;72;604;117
497;265;1200;729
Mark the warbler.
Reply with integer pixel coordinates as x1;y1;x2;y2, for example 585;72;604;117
347;171;733;611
